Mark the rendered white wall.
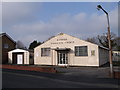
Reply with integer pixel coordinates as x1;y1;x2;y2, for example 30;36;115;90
34;33;102;66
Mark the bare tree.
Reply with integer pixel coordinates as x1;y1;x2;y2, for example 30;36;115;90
85;37;99;44
113;37;120;51
97;32;117;49
86;32;120;51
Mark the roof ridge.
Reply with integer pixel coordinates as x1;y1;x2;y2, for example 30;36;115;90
0;33;16;44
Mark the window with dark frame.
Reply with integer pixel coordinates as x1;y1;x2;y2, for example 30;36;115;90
41;48;51;56
75;46;88;56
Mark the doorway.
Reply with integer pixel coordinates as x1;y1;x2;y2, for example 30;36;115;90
12;52;24;64
17;54;23;64
58;51;68;65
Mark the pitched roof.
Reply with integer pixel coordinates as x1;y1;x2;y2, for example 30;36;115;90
0;33;5;37
0;33;16;44
36;32;108;50
9;49;28;53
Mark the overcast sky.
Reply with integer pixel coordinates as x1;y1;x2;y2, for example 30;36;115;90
1;2;118;48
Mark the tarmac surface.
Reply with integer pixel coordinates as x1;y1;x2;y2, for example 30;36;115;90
1;64;120;88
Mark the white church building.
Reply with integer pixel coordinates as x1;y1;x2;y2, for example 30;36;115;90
34;33;109;67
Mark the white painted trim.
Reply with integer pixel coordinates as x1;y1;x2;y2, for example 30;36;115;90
9;49;28;53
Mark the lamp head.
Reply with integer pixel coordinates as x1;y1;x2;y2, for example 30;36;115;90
97;5;102;10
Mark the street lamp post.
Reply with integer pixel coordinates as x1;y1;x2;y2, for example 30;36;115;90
97;5;113;77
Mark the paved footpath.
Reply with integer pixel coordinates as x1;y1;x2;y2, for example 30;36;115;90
2;68;120;88
1;64;120;78
55;66;120;79
1;64;120;88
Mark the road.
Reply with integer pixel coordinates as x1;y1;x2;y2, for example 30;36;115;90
2;68;120;88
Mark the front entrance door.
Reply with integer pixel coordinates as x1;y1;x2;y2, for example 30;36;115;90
58;51;68;65
17;54;23;64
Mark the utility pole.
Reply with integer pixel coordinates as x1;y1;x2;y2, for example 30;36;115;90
97;5;113;77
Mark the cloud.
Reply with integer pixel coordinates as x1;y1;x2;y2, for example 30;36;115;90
109;7;118;33
2;3;118;48
2;2;42;27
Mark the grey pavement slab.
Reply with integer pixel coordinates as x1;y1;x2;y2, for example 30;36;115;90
2;68;119;88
